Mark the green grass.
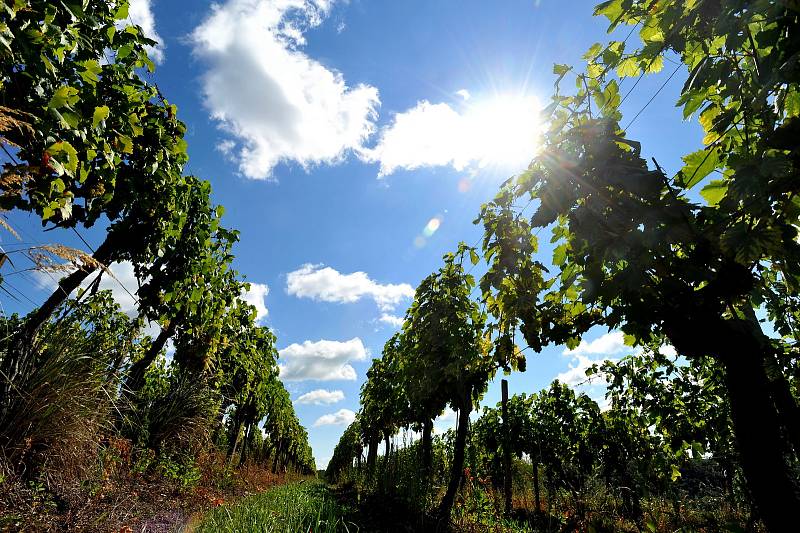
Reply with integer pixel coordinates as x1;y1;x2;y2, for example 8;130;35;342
196;480;358;533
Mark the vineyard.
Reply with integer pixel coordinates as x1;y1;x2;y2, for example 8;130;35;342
0;1;313;530
327;0;800;531
1;0;799;532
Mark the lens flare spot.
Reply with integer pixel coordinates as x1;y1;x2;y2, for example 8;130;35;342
423;216;442;237
458;178;472;193
413;236;426;248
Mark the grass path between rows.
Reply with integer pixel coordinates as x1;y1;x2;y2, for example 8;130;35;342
194;479;359;533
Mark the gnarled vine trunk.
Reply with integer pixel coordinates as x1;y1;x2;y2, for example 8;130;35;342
227;406;244;460
741;305;800;456
366;434;379;478
667;316;800;533
719;347;798;533
272;440;283;473
532;461;541;513
439;400;470;523
121;322;176;403
238;422;254;467
421;418;433;475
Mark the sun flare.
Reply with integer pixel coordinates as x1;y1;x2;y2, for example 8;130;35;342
464;93;542;172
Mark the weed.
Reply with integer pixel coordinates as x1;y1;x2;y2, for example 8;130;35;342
198;480;357;533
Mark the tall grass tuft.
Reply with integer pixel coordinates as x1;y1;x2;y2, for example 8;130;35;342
129;369;219;452
0;319;116;483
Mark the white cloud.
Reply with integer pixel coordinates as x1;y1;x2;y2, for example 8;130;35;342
37;262;179;343
596;394;611;412
279;337;368;381
217;139;236;157
433;408;457;434
455;89;471;101
378;313;404;328
190;0;380;179
558;332;677;410
557;332;629;387
35;261;140;315
363;101;464;176
99;262;141;314
287;264;414;311
294;389;345;405
660;344;678;357
556;353;615;414
361;94;541;177
556;354;610;387
34;260;166;340
314;408;356;427
241;282;270;323
126;0;165;63
562;331;627;357
563;331;676;360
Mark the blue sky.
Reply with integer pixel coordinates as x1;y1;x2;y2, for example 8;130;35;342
1;0;707;468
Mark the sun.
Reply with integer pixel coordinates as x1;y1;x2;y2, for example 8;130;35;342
464;93;543;172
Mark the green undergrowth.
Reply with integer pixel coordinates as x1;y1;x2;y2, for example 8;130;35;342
196;480;358;532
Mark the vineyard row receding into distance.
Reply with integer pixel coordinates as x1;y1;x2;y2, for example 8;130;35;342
1;0;800;532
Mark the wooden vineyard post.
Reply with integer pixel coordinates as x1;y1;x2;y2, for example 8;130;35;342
502;379;512;515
